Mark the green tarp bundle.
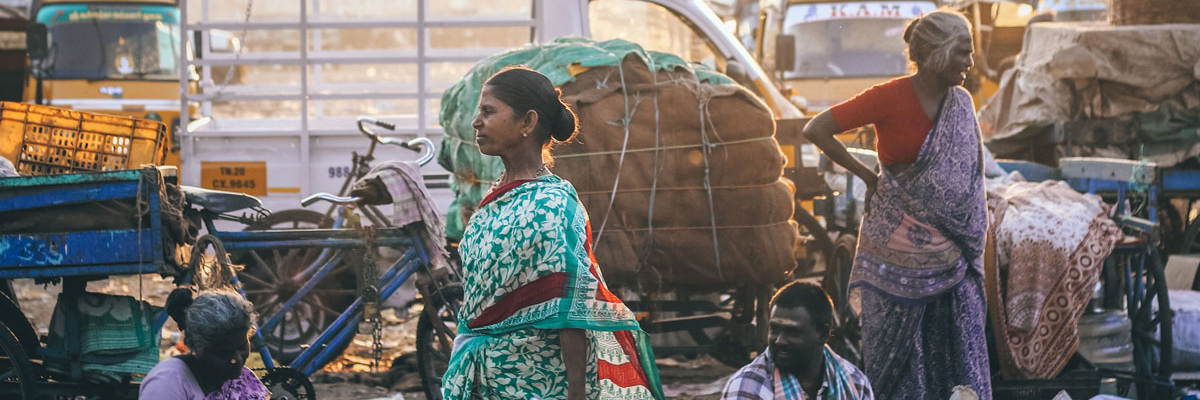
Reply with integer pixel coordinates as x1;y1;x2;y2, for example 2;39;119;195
437;36;732;239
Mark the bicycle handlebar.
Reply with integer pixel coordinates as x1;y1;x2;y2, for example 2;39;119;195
301;193;362;208
357;116;396;131
356;116;436;166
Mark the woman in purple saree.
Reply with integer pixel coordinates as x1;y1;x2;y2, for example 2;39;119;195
802;10;992;400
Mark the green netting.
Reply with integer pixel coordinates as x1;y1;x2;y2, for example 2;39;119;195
437;36;733;239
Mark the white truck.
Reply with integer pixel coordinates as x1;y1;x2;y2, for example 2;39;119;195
178;0;803;216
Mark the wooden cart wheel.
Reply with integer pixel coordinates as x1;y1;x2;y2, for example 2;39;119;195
823;233;857;316
823;233;863;367
1121;245;1174;400
234;209;355;366
1176;210;1200;255
0;322;38;400
416;284;463;400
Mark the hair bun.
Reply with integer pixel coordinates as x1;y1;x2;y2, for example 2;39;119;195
551;102;578;142
903;16;921;43
166;287;195;330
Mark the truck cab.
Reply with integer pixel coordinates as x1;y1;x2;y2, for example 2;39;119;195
755;0;937;113
24;0;189;165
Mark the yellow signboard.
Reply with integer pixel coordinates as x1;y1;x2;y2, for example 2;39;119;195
201;161;267;196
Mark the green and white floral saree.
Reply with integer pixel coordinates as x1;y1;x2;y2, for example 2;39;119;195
442;175;664;400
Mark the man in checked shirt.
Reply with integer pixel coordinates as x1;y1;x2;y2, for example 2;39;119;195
722;281;874;400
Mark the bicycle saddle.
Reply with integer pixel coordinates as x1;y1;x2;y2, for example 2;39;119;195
181;185;263;214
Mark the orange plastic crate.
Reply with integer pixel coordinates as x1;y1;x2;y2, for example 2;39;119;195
0;102;166;175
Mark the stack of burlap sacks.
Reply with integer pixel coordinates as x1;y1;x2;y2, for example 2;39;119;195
552;54;798;289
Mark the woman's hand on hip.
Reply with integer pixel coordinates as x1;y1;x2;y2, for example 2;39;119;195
864;175;878;215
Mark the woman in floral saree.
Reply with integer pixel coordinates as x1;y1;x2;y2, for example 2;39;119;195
803;10;992;400
442;66;663;400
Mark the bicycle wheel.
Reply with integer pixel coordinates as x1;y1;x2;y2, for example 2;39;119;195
416;284;463;400
0;322;38;400
235;209;356;365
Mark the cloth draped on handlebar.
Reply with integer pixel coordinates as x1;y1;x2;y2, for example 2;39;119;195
359;161;448;263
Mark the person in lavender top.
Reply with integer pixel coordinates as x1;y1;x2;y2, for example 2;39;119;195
140;289;268;400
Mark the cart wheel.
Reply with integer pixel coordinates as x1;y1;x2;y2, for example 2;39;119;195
823;233;863;367
1115;245;1174;400
235;209;356;366
416;284;462;400
0;322;38;400
1176;212;1200;254
262;367;315;400
823;234;857;314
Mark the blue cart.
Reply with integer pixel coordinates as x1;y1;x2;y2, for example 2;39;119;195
0;167;179;399
0;162;462;400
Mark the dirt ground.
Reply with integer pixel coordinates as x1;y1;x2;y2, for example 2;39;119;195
10;275;735;400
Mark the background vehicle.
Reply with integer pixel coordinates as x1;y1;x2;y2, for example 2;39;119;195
943;0;1038;108
24;0;192;165
755;0;937;113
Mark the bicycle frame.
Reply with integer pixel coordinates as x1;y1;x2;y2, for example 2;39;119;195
198;204;437;376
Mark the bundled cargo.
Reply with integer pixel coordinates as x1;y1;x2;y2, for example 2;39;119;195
439;37;797;289
979;23;1200;166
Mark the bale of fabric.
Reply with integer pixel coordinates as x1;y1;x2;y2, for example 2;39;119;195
437;37;734;241
438;37;797;288
553;54;798;289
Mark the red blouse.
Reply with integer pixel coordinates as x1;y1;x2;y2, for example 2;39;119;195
829;76;932;165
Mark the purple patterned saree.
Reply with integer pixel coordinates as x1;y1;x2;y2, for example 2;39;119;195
851;87;992;400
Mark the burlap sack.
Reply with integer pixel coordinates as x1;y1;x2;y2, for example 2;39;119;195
553;54;798;289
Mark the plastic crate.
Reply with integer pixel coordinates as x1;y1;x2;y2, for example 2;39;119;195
0;102;166;175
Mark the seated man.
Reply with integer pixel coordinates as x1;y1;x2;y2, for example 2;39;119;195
722;281;873;400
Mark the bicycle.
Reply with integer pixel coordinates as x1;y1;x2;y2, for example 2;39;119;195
185;128;461;400
207;118;443;359
247;116;435;232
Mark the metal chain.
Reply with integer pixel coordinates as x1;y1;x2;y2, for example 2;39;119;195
359;225;384;371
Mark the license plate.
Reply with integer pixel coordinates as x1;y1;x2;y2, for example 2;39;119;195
201;161;267;196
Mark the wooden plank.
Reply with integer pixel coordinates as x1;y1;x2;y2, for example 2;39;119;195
1058;157;1157;183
